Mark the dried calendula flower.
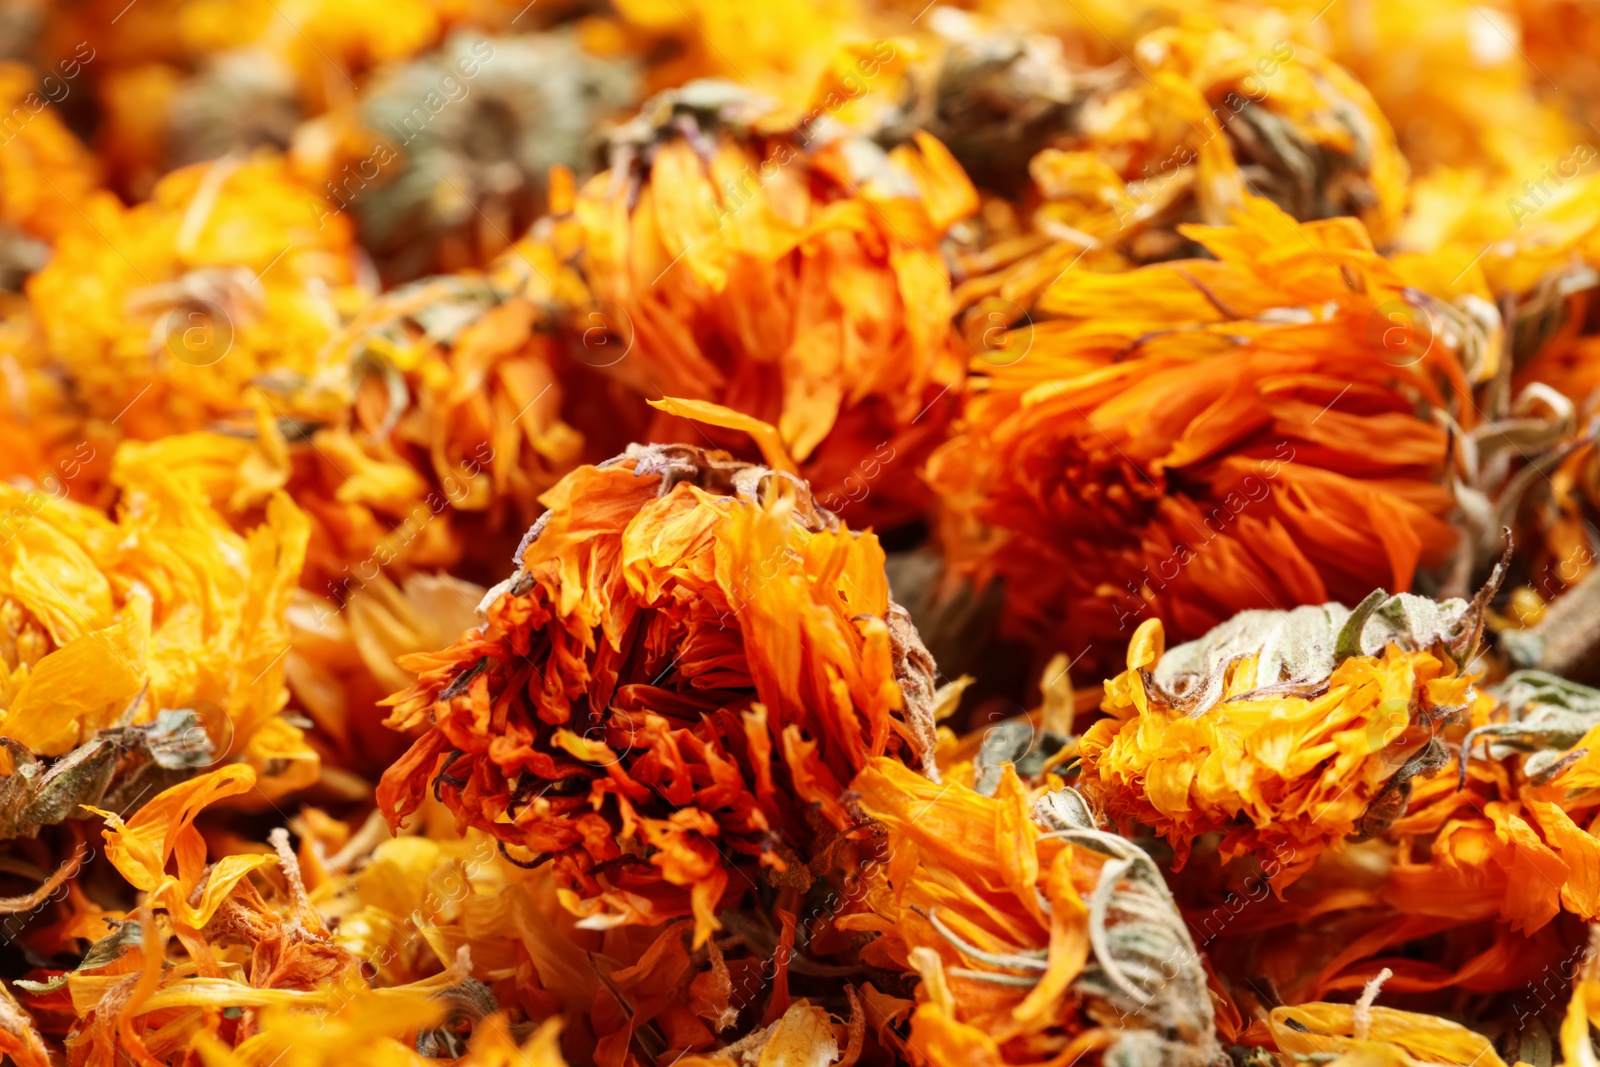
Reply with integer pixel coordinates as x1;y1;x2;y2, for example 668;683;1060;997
0;435;315;797
280;270;591;591
353;30;635;282
1379;754;1599;935
929;196;1470;675
25;153;362;442
1079;582;1499;878
1313;0;1578;180
85;0;522;198
870;13;1090;198
1193;670;1600;1006
129;264;592;779
59;774;501;1063
948;10;1407;281
510;77;978;527
845;759;1225;1067
1121;15;1407;243
58;768;568;1065
96;47;301;201
932;14;1415;330
377;441;941;947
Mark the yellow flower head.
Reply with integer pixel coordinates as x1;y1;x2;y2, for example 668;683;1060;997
1080;587;1494;878
0;435;315;797
26;154;362;441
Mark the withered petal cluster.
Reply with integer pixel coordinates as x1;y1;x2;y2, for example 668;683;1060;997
377;443;940;947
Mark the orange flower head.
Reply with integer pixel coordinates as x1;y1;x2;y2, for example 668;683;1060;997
930;197;1467;674
1080;586;1494;879
972;15;1406;281
513;79;979;528
278;272;597;591
1370;670;1600;934
1186;669;1600;1008
845;758;1223;1067
377;443;941;947
927;11;1411;329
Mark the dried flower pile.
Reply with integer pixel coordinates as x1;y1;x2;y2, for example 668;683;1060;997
4;3;1600;1067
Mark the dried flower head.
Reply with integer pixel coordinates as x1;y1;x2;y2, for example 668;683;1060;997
355;30;635;281
846;759;1224;1067
0;436;314;797
1079;586;1496;878
275;271;587;590
930;197;1469;674
378;442;941;946
26;155;362;441
511;79;978;527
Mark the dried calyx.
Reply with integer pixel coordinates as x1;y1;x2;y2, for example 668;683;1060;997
0;708;216;840
915;787;1224;1066
873;14;1090;195
1462;670;1600;786
1031;790;1223;1067
606;79;780;179
1150;573;1502;720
